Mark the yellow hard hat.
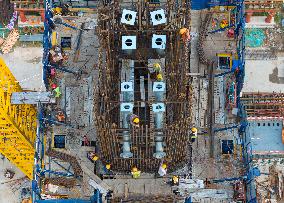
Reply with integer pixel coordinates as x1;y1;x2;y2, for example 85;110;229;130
92;155;99;161
54;7;62;14
106;164;111;170
157;74;163;81
191;127;197;133
133;117;140;124
162;163;167;169
132;167;138;172
180;28;187;35
173;175;179;183
153;63;161;69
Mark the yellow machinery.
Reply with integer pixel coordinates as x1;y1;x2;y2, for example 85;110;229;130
0;58;37;179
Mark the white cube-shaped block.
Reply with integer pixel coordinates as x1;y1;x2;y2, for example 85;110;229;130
120;103;134;112
152;103;165;113
122;36;136;50
121;9;137;25
121;82;133;92
152;34;166;49
153;82;166;92
150;9;166;25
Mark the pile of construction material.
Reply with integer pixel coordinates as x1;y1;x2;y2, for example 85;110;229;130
46;149;83;177
0;29;19;54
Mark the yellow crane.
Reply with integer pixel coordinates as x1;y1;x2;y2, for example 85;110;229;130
0;57;37;179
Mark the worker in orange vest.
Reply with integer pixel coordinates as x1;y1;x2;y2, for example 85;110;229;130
179;28;190;42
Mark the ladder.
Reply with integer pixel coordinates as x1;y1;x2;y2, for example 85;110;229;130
0;57;37;179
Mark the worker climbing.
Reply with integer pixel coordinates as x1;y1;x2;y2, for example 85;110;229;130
131;167;141;179
129;114;140;127
191;127;198;143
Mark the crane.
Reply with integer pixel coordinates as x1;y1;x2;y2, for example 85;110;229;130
0;57;37;179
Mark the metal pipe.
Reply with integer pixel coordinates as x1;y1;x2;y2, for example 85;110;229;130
120;111;133;158
153;82;165;101
153;104;166;159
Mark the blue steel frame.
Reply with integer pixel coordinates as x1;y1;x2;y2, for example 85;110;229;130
32;103;85;203
206;1;257;202
234;1;258;202
43;0;53;89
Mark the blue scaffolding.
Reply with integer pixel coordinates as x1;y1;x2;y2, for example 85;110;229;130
42;0;53;89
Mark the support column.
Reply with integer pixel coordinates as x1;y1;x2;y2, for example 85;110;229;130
245;11;253;23
19;11;27;22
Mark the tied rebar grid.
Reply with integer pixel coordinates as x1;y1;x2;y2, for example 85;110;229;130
93;0;192;173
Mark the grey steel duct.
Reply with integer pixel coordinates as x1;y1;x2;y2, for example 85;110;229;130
121;82;134;102
152;103;166;159
120;103;134;158
153;82;166;101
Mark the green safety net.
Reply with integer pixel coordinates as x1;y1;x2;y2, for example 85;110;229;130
245;29;266;48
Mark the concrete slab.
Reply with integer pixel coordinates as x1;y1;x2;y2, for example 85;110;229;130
0;156;29;203
1;47;45;91
243;58;284;92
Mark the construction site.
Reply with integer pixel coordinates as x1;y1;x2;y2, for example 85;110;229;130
0;0;283;202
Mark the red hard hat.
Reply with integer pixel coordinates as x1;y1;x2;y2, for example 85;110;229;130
51;84;57;89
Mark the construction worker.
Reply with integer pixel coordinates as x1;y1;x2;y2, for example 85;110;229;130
191;127;198;143
56;111;65;122
21;198;32;203
53;7;62;15
105;163;111;170
172;175;179;186
156;73;163;82
153;63;161;73
88;152;99;162
158;163;167;177
53;87;61;98
129;114;140;127
83;135;90;146
131;167;141;179
92;155;99;161
179;28;190;42
51;83;57;89
149;63;163;81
